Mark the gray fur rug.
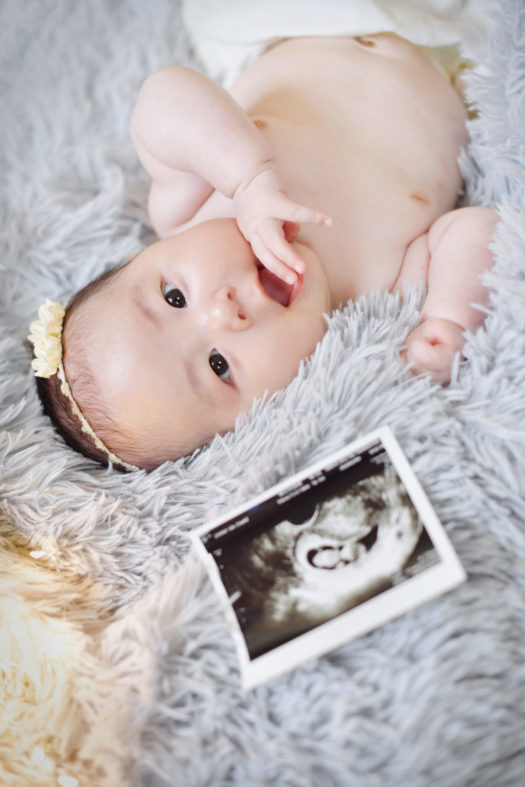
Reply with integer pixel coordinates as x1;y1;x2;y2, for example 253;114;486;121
1;1;525;785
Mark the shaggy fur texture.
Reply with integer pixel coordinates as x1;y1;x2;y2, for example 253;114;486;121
1;1;525;785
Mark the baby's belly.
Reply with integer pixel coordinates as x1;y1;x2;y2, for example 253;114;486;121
229;34;468;302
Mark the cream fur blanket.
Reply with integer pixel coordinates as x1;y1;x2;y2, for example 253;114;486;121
1;1;525;785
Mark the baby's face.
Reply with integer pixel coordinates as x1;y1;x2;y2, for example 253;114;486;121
73;219;330;467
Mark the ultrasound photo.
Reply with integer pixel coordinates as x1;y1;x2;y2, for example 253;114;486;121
193;427;466;689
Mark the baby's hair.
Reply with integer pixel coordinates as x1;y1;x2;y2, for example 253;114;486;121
34;265;127;469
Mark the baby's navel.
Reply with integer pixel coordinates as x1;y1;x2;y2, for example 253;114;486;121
410;191;430;206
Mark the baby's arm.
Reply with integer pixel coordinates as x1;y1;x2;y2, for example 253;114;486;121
130;66;330;282
403;206;498;384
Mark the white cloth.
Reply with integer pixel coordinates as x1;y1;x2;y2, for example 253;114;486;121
182;0;492;87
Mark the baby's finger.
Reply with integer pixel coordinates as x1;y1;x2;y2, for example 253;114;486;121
262;222;307;274
250;234;298;286
275;195;332;227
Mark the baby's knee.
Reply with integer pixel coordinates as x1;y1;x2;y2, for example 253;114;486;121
429;206;498;252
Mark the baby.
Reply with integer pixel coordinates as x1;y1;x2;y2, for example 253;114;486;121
29;32;498;472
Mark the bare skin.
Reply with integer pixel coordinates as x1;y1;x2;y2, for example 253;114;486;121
65;34;498;469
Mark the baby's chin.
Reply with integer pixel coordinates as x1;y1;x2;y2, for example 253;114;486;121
295;240;332;311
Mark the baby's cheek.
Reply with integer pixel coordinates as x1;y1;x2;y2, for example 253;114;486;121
293;316;327;361
268;324;323;386
244;313;326;399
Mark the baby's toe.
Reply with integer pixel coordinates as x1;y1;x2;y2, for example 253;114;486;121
406;337;455;384
403;318;465;384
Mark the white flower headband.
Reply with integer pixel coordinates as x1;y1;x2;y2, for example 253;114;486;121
28;299;139;472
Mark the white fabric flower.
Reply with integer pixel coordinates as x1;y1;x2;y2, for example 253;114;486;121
28;300;66;378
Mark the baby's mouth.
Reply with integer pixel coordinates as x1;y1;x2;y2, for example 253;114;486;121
257;263;300;307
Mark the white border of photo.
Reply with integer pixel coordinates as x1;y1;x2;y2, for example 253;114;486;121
192;426;467;690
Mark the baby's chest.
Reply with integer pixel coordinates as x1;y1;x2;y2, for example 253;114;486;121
259;115;447;293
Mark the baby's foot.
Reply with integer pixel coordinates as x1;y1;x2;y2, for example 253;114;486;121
402;318;465;384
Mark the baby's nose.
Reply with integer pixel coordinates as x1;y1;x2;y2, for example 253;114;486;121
205;285;250;332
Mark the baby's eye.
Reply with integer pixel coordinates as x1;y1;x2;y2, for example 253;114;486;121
163;285;186;308
209;351;231;383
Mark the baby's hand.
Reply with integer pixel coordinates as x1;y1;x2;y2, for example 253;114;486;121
233;167;331;285
402;318;465;385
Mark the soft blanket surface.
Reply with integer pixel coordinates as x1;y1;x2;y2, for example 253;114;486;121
1;1;525;785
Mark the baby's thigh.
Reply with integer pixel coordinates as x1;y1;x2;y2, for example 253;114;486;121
392;233;430;294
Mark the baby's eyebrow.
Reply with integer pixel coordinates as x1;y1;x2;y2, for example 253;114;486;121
134;292;162;330
185;356;207;400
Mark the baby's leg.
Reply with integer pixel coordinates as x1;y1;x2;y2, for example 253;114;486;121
404;206;498;383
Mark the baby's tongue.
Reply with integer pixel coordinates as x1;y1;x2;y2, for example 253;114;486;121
258;268;292;306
